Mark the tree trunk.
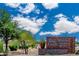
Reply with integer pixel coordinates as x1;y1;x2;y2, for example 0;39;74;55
4;39;8;56
23;40;28;54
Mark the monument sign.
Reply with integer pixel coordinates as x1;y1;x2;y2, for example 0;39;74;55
46;37;75;53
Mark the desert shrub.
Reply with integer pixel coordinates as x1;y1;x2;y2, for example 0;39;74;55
19;40;29;49
0;40;4;52
9;40;20;51
24;45;29;49
40;40;45;49
29;44;35;48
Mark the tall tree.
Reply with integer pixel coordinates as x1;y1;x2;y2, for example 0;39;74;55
0;9;20;55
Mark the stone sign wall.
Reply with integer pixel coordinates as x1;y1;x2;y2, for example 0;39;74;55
46;37;75;53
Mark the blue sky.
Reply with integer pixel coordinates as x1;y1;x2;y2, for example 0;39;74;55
0;3;79;41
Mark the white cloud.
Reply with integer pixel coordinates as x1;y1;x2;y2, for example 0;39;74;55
55;13;66;18
5;3;20;8
19;3;35;14
42;3;58;10
34;9;41;14
5;3;35;14
12;16;47;34
54;18;79;34
40;14;79;35
74;16;79;24
40;31;60;35
34;18;47;26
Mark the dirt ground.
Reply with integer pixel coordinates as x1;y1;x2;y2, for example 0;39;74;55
0;46;79;56
8;48;38;56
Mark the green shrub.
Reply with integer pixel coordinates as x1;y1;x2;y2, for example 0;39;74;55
9;40;19;51
25;45;29;49
30;44;35;48
22;43;29;49
0;40;4;52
